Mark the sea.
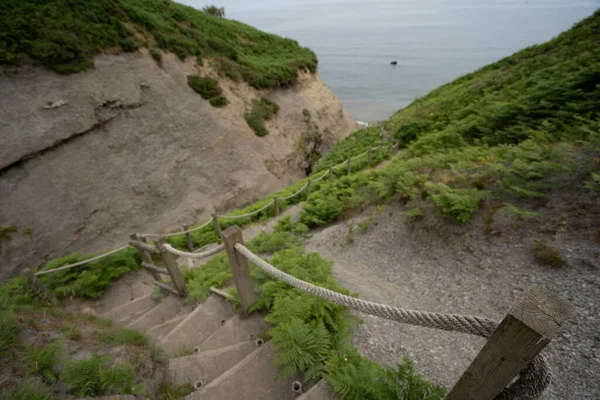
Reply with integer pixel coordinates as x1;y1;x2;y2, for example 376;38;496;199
181;0;599;123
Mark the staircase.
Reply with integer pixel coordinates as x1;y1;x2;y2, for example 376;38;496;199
93;269;334;399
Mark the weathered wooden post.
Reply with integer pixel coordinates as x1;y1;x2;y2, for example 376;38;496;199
131;233;161;281
346;158;351;175
155;236;187;297
221;226;258;315
212;213;222;238
445;285;572;400
328;167;333;180
273;197;280;216
23;268;56;303
367;147;372;166
387;143;392;155
306;178;312;196
183;225;194;252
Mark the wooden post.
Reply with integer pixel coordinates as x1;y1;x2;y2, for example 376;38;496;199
155;237;187;297
346;158;351;175
367;147;372;166
445;285;572;400
183;225;194;252
387;143;392;155
273;197;280;216
212;213;222;238
306;178;312;196
23;268;56;303
328;167;333;180
221;226;258;315
131;234;161;281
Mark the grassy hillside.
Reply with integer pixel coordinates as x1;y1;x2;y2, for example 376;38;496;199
0;0;317;88
298;10;600;227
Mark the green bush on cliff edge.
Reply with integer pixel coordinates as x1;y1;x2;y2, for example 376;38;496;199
0;0;317;89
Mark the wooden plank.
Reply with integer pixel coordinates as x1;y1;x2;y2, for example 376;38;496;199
221;226;257;315
210;286;236;302
273;197;280;216
141;262;170;276
131;234;161;281
183;225;194;252
23;268;56;303
445;285;573;400
153;281;180;296
128;240;160;254
155;237;187;297
213;213;222;238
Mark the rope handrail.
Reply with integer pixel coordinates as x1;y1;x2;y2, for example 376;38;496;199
234;243;550;400
34;245;130;276
141;217;214;238
279;181;310;201
216;199;275;220
163;243;225;259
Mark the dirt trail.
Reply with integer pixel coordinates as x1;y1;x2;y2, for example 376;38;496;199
304;195;600;399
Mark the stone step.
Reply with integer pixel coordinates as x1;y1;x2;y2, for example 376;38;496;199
145;314;188;342
95;270;154;314
159;294;235;357
100;292;156;325
127;294;184;333
298;380;336;400
168;340;257;387
196;312;271;353
185;341;299;400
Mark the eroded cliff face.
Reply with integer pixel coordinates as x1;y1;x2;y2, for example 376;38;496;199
0;50;357;279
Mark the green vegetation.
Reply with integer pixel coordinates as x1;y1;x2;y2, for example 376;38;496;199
99;327;149;346
37;247;140;299
202;5;225;18
24;341;62;383
209;95;229;107
150;48;162;65
531;240;567;267
0;311;19;357
160;382;196;400
0;224;17;240
0;379;55;400
245;98;280;136
0;0;317;88
61;354;138;396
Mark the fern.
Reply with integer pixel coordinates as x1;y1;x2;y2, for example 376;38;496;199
24;341;62;384
426;182;487;223
503;203;541;220
585;172;600;191
0;378;56;400
61;354;137;396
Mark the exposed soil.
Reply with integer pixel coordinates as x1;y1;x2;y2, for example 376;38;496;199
305;179;600;399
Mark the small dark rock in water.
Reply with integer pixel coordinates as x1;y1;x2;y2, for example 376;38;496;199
390;61;398;65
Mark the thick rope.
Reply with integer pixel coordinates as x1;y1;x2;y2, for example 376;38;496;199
163;243;224;259
234;244;550;399
279;182;310;201
141;217;214;238
311;171;329;183
217;200;275;220
35;245;130;276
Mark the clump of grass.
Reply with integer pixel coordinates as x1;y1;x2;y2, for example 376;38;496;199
302;108;311;121
0;311;20;357
0;224;17;240
0;378;56;400
23;227;32;235
99;327;148;346
245;98;280;137
24;341;62;383
187;76;222;99
60;326;82;340
209;95;229;107
531;240;566;267
61;354;137;396
503;203;541;220
160;382;195;399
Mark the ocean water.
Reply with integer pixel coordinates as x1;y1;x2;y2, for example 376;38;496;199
181;0;599;122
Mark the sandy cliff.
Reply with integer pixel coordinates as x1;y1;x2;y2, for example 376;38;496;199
0;50;357;279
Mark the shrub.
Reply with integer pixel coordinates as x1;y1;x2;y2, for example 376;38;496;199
245;98;280;137
202;5;225;18
61;354;137;396
187;76;222;99
426;183;486;223
531;240;566;267
209;95;229;107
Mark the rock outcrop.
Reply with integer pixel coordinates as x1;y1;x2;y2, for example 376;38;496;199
0;50;357;279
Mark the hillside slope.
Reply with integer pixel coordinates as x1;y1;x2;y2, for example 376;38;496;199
0;1;357;279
